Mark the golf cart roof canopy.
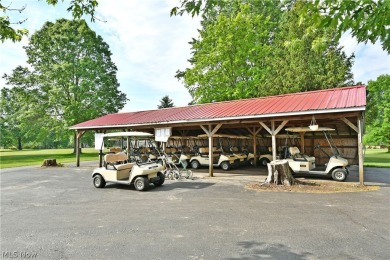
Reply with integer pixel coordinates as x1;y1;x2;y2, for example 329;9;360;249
197;134;236;138
103;132;153;138
169;135;194;139
285;127;335;132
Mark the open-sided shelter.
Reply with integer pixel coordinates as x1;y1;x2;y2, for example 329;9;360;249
70;85;366;184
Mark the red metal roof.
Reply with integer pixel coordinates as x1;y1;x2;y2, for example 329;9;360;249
70;85;366;129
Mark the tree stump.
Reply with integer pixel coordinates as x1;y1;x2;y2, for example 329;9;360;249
262;160;295;186
42;159;57;167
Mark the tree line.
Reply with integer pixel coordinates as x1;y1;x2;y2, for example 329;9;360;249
1;0;389;150
1;19;127;149
175;1;355;103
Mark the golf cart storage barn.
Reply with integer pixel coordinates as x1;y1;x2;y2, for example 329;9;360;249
70;85;366;184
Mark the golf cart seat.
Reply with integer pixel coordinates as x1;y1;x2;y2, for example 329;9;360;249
199;147;220;157
289;147;315;162
108;147;121;153
104;153;134;170
198;147;209;157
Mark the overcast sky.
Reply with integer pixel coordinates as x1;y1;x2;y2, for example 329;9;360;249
1;0;389;113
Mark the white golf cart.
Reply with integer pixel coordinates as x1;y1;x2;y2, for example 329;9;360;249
189;135;238;171
92;132;165;191
223;135;248;166
168;136;195;168
253;153;274;167
238;136;273;167
284;127;349;181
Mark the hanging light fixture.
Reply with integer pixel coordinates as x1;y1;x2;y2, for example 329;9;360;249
309;115;319;130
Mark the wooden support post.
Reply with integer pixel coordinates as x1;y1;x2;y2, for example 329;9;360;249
253;133;257;166
271;121;277;161
200;123;222;177
76;133;80;167
300;132;305;154
260;120;288;161
247;127;262;166
208;132;214;177
341;116;364;186
75;130;85;167
358;116;364;186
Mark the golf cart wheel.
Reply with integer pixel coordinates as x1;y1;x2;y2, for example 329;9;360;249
234;160;240;168
191;160;200;169
134;177;149;191
259;158;270;167
93;174;106;188
220;161;231;171
153;172;165;186
332;169;347;182
248;158;254;166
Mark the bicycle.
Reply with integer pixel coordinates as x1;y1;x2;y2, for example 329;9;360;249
177;159;193;180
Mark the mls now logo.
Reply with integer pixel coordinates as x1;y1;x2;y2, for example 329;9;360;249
2;251;38;258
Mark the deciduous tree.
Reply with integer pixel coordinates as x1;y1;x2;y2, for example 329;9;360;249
176;2;354;103
364;74;390;152
172;0;390;53
265;7;354;95
176;4;274;103
1;0;99;43
295;0;390;53
3;19;127;149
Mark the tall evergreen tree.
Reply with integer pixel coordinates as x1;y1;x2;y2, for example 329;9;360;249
158;95;174;109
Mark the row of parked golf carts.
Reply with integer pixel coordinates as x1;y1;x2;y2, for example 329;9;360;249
92;127;350;190
104;133;274;170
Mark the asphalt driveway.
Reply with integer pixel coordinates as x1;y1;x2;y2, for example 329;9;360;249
1;164;389;259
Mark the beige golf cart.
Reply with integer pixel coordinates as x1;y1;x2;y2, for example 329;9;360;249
92;132;165;191
167;136;195;168
189;134;238;171
284;127;349;181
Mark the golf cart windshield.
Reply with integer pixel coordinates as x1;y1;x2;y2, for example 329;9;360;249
285;127;340;157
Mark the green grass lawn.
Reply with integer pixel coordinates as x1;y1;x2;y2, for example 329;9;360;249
364;149;390;168
1;148;389;169
0;148;101;169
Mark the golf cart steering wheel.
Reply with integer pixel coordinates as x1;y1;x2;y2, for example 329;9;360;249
136;160;142;166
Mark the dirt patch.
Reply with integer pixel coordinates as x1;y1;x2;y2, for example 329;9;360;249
245;179;380;193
